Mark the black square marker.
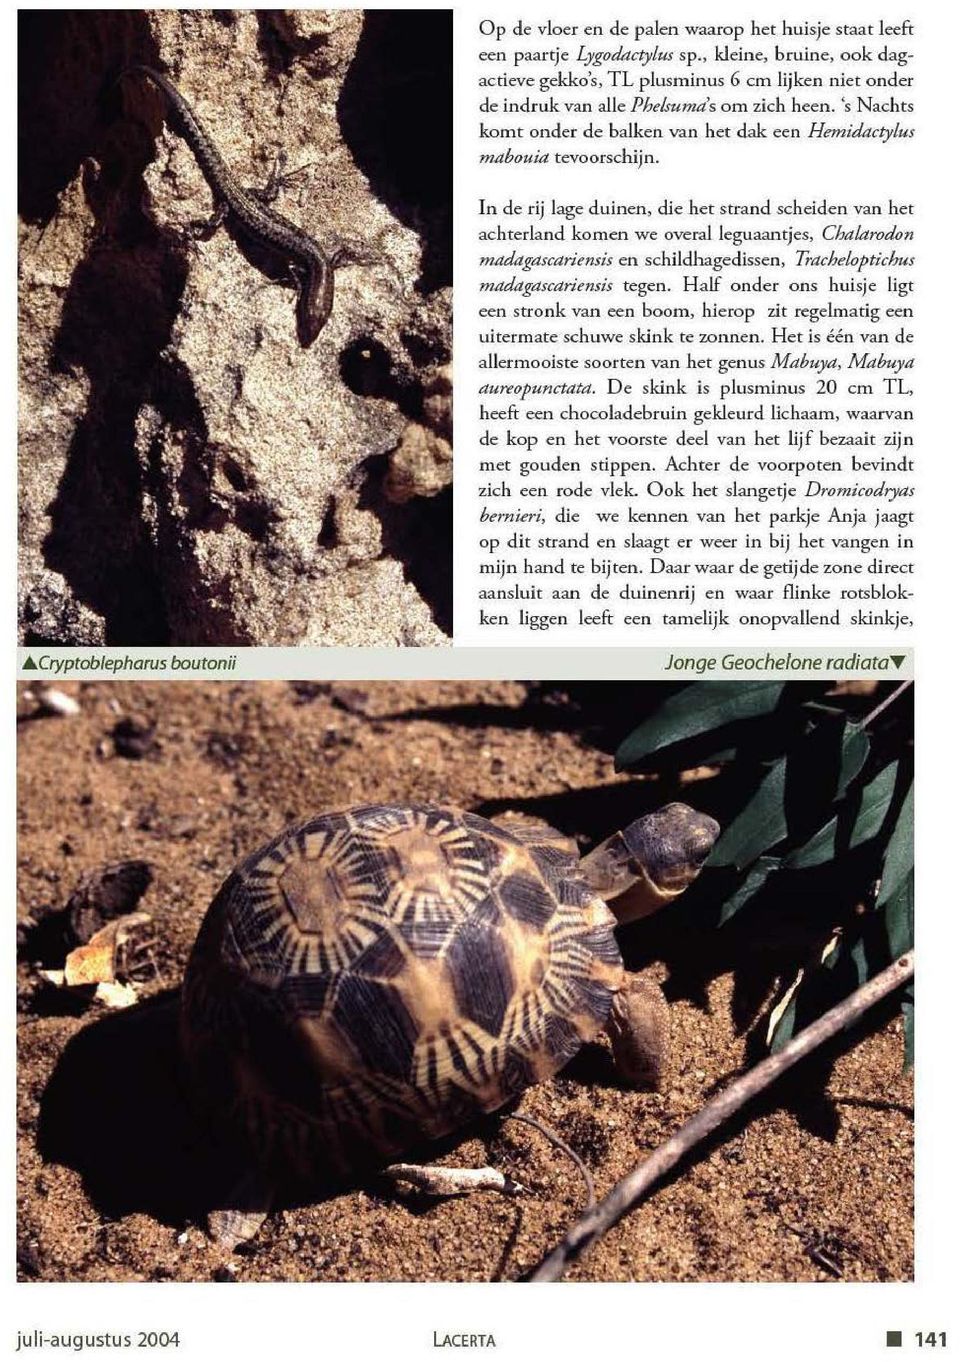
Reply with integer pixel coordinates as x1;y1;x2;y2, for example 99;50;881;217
886;1333;903;1348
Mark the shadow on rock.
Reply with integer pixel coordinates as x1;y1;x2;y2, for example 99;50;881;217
38;991;243;1227
338;10;452;292
18;11;157;225
20;11;185;643
356;452;453;638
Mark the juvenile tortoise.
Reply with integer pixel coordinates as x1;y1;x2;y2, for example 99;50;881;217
181;800;719;1245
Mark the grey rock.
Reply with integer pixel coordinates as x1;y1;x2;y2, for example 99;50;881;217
18;9;452;646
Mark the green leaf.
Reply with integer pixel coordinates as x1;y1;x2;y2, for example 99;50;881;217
614;681;786;770
849;934;870;988
877;782;914;909
783;818;837;869
882;873;914;960
784;758;899;870
712;718;871;871
718;855;780;923
848;760;901;850
769;986;799;1053
710;758;787;869
836;724;871;798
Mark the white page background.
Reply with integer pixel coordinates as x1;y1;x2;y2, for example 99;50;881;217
2;1;957;1358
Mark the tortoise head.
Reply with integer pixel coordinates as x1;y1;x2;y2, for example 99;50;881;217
580;803;719;924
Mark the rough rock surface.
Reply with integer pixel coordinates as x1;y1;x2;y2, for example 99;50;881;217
19;10;452;645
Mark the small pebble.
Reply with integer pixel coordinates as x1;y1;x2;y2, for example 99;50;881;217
25;684;81;717
112;716;158;759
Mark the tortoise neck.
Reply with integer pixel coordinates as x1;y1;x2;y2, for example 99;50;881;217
581;830;638;901
579;830;664;922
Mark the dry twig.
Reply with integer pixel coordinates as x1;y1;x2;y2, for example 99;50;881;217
528;951;914;1282
504;1112;596;1211
858;679;912;730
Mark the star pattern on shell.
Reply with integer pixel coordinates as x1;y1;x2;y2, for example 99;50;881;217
182;804;624;1179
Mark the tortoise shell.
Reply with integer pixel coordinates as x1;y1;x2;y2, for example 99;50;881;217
181;803;624;1181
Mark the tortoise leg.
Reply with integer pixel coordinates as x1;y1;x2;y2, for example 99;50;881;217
207;1167;274;1249
604;970;670;1090
382;1163;525;1198
382;1111;596;1205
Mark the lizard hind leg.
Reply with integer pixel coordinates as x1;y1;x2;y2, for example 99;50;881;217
184;200;228;242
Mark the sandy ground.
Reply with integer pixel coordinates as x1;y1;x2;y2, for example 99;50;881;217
16;680;913;1282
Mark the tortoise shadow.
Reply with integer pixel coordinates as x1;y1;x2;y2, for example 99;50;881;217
38;990;244;1227
37;991;509;1231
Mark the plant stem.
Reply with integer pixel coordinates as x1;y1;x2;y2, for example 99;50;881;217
858;679;912;730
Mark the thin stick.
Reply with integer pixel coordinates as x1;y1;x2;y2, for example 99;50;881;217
528;950;913;1282
504;1112;596;1210
858;679;912;730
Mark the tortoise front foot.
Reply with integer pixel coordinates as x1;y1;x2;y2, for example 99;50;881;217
207;1168;274;1249
605;970;670;1090
382;1162;526;1198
